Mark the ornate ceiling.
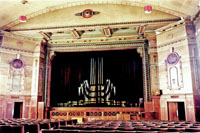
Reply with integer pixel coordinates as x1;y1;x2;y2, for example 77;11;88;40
0;0;199;44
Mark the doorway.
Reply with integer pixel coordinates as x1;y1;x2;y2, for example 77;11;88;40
168;102;186;121
13;102;23;118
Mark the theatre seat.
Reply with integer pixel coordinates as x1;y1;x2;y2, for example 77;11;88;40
10;125;23;133
28;124;40;133
115;131;136;133
39;122;50;130
78;130;96;132
185;128;200;132
0;125;11;133
59;121;66;126
59;129;79;133
66;120;73;125
167;127;185;132
50;122;59;129
96;130;116;132
41;129;61;133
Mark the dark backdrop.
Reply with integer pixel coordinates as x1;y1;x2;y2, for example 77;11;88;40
50;49;143;106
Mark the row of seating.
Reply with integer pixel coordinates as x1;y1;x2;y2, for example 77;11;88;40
55;120;200;132
0;118;77;133
1;119;200;132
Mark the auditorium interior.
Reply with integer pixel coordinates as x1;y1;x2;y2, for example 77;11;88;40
1;0;200;132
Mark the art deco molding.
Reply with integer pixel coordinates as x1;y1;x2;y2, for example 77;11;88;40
150;37;187;50
8;18;181;32
48;41;146;52
2;0;186;30
1;31;40;42
8;58;25;92
0;46;34;56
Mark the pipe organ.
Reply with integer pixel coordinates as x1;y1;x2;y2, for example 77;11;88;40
78;57;116;106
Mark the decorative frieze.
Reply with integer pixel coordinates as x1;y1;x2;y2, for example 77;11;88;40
150;37;187;50
0;46;34;56
9;18;181;32
48;41;145;52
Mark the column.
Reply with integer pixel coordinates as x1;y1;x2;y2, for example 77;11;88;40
44;50;56;108
142;40;151;102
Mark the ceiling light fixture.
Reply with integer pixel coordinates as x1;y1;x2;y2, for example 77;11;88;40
19;16;27;23
21;0;28;4
144;5;152;14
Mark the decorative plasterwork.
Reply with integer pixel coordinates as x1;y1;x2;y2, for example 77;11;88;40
103;27;112;37
155;19;185;34
44;40;151;103
71;29;81;39
165;52;184;90
0;31;40;42
8;18;181;32
75;9;100;18
1;1;186;30
150;37;187;50
8;58;25;92
0;46;34;55
39;31;52;41
48;41;145;52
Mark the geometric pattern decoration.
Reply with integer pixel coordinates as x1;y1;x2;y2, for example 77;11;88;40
11;59;24;69
165;52;183;90
103;27;112;37
75;9;100;18
72;29;81;39
8;58;25;92
166;52;180;65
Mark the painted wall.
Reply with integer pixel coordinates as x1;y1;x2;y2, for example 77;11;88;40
157;24;196;122
0;33;41;119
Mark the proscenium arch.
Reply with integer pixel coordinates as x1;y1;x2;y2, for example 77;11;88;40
43;40;151;107
2;1;186;30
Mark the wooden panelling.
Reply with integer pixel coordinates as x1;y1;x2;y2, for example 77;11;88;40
24;106;29;118
6;103;13;118
50;107;144;120
38;102;44;119
152;96;160;119
168;102;178;121
0;107;3;118
144;102;153;112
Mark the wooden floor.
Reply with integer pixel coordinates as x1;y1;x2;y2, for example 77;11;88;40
1;118;200;132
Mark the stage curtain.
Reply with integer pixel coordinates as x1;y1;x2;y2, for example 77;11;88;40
50;52;90;106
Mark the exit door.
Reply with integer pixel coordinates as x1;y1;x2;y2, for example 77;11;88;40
168;102;186;121
13;102;23;118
